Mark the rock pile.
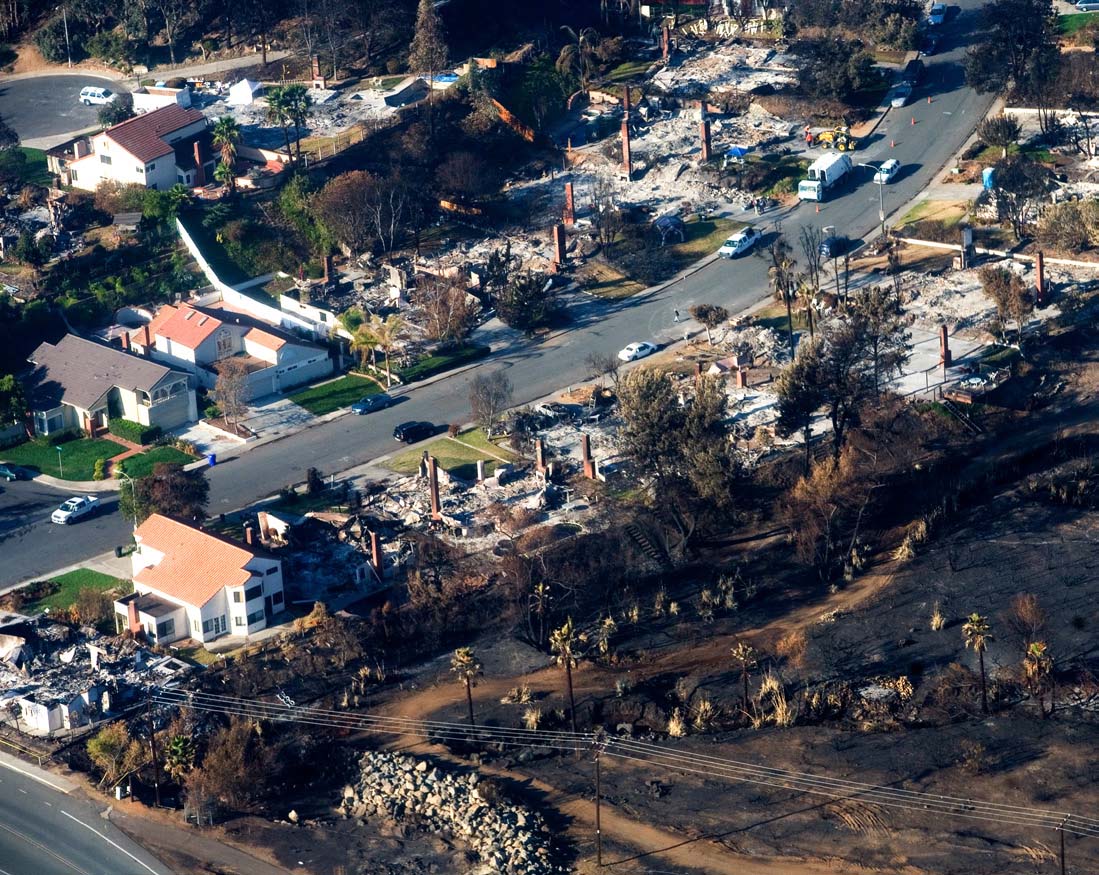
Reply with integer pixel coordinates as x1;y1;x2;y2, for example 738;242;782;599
341;751;560;874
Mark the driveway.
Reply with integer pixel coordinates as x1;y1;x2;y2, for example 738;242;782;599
0;74;127;146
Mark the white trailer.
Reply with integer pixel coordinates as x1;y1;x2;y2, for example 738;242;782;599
798;153;853;202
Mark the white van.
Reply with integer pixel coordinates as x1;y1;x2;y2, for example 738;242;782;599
79;86;117;106
1076;1;1099;10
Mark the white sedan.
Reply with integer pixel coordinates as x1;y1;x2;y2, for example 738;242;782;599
717;226;762;258
618;341;657;362
52;495;101;525
928;2;946;24
873;158;901;184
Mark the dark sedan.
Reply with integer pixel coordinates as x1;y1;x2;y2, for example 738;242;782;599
351;393;394;415
393;421;434;443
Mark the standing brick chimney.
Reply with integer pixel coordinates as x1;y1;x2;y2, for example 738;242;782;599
939;324;952;368
369;531;383;577
127;600;141;635
120;332;131;351
582;433;596;479
622;118;632;179
535;438;547;473
193;141;206;186
662;25;671;60
563;182;575;225
553;224;567;266
323;254;334;285
700;118;712;162
1035;250;1046;306
428;456;442;521
244;523;255;546
736;367;749;388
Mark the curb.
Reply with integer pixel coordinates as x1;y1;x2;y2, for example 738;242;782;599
23;473;119;494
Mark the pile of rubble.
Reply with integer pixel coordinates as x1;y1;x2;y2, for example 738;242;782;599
340;752;559;875
721;322;790;365
651;43;798;97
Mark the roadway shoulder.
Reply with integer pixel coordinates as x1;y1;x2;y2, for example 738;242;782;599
0;750;78;793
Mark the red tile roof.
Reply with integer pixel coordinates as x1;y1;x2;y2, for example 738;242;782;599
105;105;206;164
245;328;287;351
134;514;257;608
154;303;223;350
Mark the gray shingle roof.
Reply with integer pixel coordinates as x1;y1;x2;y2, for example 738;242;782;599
27;335;184;411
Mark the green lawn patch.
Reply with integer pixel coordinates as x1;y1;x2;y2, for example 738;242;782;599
25;569;131;614
122;446;196;478
170;642;222;667
750;301;808;334
897;199;968;229
453;427;517;462
0;148;52;187
288;375;381;416
666;218;743;271
579;260;647;299
398;345;490;383
979;345;1022;368
2;436;126;480
1059;11;1099;34
604;59;652;84
387;431;511;481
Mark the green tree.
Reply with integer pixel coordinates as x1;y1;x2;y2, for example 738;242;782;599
353;314;405;387
1021;640;1052;718
816;319;876;460
979;265;1034;341
556;26;601;88
87;723;145;787
0;374;27;425
450;646;483;727
120;462;209;524
976;113;1022;158
212;115;242;192
99;93;135;127
964;0;1059;96
689;303;729;345
264;85;295;159
164;734;197;781
281;84;312;163
408;0;448;116
991;156;1054;240
764;234;798;357
962;612;994;714
849;284;911;394
495;271;558;332
776;343;824;473
795;36;878;101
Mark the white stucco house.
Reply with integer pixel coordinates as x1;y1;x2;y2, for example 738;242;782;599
114;514;286;648
52;104;215;192
126;301;332;399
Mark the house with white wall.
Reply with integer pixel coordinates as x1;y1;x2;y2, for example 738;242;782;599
57;104;214;192
127;301;332;399
114;514;285;648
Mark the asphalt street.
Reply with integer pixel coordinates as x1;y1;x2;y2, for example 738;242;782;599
0;74;126;144
0;1;996;586
0;761;174;875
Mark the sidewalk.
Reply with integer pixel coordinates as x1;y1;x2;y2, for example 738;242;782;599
29;471;120;493
140;50;291;85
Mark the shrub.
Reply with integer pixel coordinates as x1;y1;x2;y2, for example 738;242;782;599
306;467;325;495
92;458;107;481
108;418;162;446
164;77;187;89
447;423;461;437
204;404;222;420
35;17;84;64
385;58;402;75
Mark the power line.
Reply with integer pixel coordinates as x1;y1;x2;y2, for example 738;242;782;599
151;688;1099;840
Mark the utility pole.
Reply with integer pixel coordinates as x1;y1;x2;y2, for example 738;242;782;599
146;695;162;808
1059;816;1068;875
61;5;72;68
593;730;607;867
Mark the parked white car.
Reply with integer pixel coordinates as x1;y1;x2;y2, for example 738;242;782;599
890;84;913;108
79;86;117;106
618;341;657;362
52;495;100;524
717;226;762;258
928;3;946;24
873;159;901;184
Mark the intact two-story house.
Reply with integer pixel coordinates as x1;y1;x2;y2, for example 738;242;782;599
54;104;215;192
114;514;286;648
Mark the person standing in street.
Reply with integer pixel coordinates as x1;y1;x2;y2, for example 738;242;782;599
674;309;680;322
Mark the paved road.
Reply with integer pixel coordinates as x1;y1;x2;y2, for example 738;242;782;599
0;479;130;585
0;761;174;875
0;1;996;586
0;74;126;144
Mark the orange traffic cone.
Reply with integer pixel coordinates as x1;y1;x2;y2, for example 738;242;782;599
815;203;820;214
891;139;895;148
911;117;916;126
927;95;932;104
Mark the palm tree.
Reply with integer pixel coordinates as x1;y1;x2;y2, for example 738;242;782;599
731;641;758;709
164;734;196;782
556;26;601;88
962;612;993;714
766;236;798;357
367;313;406;387
265;86;294;160
550;616;583;735
795;275;815;340
211;115;241;192
350;324;379;370
450;646;483;727
282;84;313;163
213;162;234;190
1022;641;1053;719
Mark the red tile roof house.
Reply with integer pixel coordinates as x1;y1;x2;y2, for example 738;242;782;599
127;301;333;400
113;514;286;648
57;105;215;192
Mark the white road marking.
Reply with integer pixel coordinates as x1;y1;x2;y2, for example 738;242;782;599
60;811;162;875
17;788;26;794
0;759;73;793
43;801;52;806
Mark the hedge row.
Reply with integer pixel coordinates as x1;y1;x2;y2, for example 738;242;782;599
108;418;162;445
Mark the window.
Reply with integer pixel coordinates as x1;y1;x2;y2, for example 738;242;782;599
177;175;185;184
320;313;327;323
245;585;262;602
148;162;156;171
193;619;199;633
137;166;144;174
216;329;233;359
247;610;265;625
232;591;242;603
265;567;278;575
156;618;175;639
272;591;284;605
234;616;244;627
100;155;112;165
202;618;212;634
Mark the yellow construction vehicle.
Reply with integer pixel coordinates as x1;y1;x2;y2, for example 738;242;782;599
808;126;860;151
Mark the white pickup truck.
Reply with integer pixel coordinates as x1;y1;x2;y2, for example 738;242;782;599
52;495;101;525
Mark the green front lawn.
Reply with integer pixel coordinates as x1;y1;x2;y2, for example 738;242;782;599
0;147;52;187
2;437;126;480
24;569;132;614
1059;11;1099;34
453;427;518;461
666;218;743;271
288;375;382;416
398;345;491;383
387;431;512;481
121;446;196;478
